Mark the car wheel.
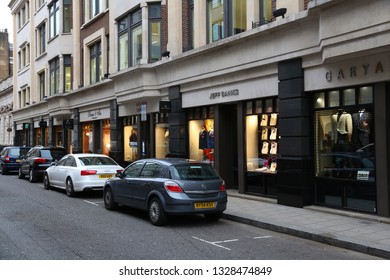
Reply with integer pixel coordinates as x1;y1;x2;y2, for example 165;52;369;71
65;178;75;197
104;187;118;210
43;173;51;190
204;212;223;221
29;168;37;183
148;198;167;226
18;168;25;179
2;166;8;175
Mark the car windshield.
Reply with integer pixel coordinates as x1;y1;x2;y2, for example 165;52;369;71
79;157;118;166
41;149;67;160
170;163;220;180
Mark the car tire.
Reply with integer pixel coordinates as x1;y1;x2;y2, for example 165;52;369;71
204;212;223;221
66;178;75;197
18;168;25;179
29;168;37;183
104;187;118;210
43;173;51;190
1;166;7;175
148;198;167;226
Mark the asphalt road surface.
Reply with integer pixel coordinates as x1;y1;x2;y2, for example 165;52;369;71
0;172;381;260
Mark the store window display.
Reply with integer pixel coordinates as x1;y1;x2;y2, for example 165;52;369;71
123;116;139;162
155;113;170;158
188;107;214;163
314;87;375;182
246;98;278;173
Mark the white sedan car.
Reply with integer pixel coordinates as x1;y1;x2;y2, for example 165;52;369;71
43;153;124;197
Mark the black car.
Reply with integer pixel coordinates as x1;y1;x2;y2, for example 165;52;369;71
18;146;68;183
103;158;228;226
0;146;31;175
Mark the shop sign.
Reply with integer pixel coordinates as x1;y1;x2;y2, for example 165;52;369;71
63;119;74;130
80;108;110;122
39;120;47;128
159;101;171;113
23;123;30;130
209;89;239;100
325;62;385;82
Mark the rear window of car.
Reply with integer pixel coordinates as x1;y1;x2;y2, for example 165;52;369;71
170;163;220;180
79;157;118;166
8;148;21;156
41;149;68;160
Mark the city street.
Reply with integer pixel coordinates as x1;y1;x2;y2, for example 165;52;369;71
0;173;381;260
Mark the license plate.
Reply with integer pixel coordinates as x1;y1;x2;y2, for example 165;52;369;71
194;202;216;209
99;174;114;179
16;159;21;162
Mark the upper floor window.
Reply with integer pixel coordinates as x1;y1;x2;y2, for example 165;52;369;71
64;55;72;92
49;1;60;39
207;0;247;43
148;4;161;63
36;0;44;11
19;87;30;108
118;9;142;70
90;42;102;84
17;1;30;30
36;22;46;56
260;0;272;23
49;57;60;95
38;71;45;100
18;43;30;70
63;0;72;33
90;0;103;19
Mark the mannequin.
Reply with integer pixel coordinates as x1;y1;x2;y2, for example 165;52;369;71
332;109;353;144
352;109;371;146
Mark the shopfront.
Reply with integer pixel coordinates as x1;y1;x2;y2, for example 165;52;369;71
305;53;390;214
119;99;170;165
245;97;279;197
79;108;111;155
182;74;278;191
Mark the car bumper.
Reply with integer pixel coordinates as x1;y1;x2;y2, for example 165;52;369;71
162;194;228;215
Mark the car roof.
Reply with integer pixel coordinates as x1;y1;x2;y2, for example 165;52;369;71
71;153;111;158
136;158;202;166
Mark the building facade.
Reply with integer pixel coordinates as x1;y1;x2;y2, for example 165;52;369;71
8;0;390;217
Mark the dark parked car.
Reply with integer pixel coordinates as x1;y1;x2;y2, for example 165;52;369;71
0;146;31;175
103;158;227;226
19;146;68;183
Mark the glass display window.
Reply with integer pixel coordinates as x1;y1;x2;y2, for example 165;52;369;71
188;106;214;163
82;122;94;153
155;113;169;158
102;120;111;156
245;98;278;173
314;86;375;182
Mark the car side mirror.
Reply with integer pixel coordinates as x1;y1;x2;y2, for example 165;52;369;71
115;170;123;178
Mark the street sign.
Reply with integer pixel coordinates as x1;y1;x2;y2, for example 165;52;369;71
23;123;30;130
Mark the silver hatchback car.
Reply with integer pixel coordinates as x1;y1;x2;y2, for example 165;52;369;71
103;158;227;226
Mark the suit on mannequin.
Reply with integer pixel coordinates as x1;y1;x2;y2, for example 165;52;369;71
352;109;371;146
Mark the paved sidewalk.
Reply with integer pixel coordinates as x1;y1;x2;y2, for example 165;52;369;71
223;190;390;259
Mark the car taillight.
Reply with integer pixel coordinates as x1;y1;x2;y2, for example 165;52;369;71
164;181;183;193
219;181;226;192
5;156;10;163
35;158;47;164
81;170;97;176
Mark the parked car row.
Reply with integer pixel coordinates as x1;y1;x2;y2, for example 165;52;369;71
1;146;228;226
